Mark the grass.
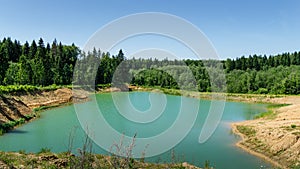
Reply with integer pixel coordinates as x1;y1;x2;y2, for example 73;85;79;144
267;103;290;108
0;84;64;95
0;112;36;135
32;105;59;112
236;125;256;137
254;103;290;119
38;147;52;154
0;118;27;135
254;110;276;119
0;151;203;169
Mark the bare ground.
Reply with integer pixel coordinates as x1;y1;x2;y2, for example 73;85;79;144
0;88;88;123
232;96;300;168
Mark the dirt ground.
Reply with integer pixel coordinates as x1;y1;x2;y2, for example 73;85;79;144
0;88;88;123
232;96;300;168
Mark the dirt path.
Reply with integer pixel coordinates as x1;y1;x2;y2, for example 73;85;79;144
232;96;300;168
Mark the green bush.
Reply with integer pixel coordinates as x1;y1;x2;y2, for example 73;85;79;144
0;85;38;94
291;124;297;129
256;88;268;94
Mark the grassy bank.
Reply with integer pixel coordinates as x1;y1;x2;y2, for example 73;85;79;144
0;151;202;169
0;113;36;135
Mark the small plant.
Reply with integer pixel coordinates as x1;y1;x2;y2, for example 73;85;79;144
204;160;211;169
68;126;95;169
109;133;137;169
291;124;297;129
38;147;51;154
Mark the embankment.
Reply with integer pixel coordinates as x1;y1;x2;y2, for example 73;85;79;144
0;88;88;133
232;96;300;168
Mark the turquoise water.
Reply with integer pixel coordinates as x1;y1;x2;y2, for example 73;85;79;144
0;92;273;168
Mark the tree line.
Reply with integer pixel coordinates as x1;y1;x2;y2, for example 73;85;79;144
1;37;300;95
0;37;78;86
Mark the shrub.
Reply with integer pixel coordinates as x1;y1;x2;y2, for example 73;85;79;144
256;88;268;94
291;124;297;129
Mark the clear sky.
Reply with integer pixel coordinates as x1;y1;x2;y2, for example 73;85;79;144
1;0;300;59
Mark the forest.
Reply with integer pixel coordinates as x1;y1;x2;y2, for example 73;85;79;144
1;37;300;95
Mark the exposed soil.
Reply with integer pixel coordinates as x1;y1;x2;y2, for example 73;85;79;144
232;96;300;168
0;88;88;124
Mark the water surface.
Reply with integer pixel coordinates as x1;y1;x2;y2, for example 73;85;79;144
0;92;272;168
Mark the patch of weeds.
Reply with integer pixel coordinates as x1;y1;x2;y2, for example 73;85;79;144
291;124;297;129
0;152;14;166
109;133;137;169
254;110;276;119
291;164;300;169
33;105;58;112
38;147;51;154
236;125;256;137
267;103;290;109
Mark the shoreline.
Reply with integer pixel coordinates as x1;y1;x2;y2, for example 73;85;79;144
230;95;300;168
231;123;286;169
109;86;300;168
1;86;299;168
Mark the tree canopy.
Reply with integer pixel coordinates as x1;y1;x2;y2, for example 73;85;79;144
1;37;300;95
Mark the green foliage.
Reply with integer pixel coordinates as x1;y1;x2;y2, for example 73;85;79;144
236;125;256;137
254;110;276;119
291;124;297;129
1;37;300;95
267;103;290;109
33;105;58;113
291;164;300;169
38;147;51;154
0;85;38;94
0;118;27;135
0;37;79;86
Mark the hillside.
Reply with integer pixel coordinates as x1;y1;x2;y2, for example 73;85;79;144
0;88;87;134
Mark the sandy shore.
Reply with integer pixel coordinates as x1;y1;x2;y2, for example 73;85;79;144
231;96;300;168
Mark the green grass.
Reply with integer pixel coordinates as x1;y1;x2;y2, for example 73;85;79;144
33;105;59;112
254;103;290;119
254;110;276;119
267;103;290;109
0;116;35;135
38;147;51;154
236;125;256;137
0;151;201;169
0;84;64;95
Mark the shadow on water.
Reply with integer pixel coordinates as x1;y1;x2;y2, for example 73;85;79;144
8;130;28;134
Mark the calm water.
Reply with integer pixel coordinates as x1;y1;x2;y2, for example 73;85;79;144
0;92;273;168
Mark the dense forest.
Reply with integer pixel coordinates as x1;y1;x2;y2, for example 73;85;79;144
1;37;300;94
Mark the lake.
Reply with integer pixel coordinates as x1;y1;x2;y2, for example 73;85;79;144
0;92;273;168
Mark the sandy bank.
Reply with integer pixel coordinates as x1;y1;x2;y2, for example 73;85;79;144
0;88;88;124
232;96;300;168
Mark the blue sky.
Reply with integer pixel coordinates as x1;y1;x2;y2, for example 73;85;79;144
0;0;300;59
